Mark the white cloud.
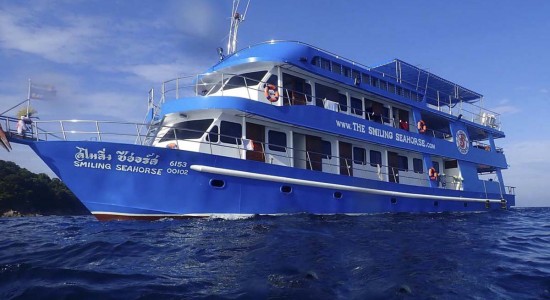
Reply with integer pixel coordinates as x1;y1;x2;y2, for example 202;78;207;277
501;140;550;207
170;0;225;38
491;105;521;115
0;10;103;64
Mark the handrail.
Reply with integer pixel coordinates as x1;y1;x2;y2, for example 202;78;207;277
155;71;502;131
0;113;512;195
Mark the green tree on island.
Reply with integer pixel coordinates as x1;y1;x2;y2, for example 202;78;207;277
0;160;89;216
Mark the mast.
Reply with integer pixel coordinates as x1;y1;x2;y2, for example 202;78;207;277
226;0;250;55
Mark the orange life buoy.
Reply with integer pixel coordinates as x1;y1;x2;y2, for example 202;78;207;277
429;167;438;181
166;142;178;149
264;84;279;102
417;120;427;133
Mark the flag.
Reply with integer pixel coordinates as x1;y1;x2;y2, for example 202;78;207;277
29;83;56;100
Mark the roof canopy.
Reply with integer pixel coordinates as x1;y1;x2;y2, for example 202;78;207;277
372;59;483;105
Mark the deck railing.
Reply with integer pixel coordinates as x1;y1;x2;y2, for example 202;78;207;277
0;114;515;198
156;72;502;132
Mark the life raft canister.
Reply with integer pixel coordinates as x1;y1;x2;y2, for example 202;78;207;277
417;120;427;133
429;167;438;181
264;84;279;102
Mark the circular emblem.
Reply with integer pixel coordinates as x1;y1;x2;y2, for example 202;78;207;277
456;130;469;154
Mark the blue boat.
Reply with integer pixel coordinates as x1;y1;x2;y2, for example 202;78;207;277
0;10;515;220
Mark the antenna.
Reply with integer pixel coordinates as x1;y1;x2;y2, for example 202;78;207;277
226;0;250;55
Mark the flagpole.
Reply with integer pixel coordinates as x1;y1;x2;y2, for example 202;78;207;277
26;79;31;117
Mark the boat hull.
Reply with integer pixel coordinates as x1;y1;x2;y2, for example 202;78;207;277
27;141;514;220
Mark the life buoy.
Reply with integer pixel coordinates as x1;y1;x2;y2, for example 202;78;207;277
166;142;178;149
429;167;438;181
264;84;279;102
484;145;491;151
417;120;427;133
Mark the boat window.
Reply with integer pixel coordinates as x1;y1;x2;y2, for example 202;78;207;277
380;80;388;91
365;99;387;123
398;155;409;171
322;140;332;159
351;97;362;116
370;150;382;167
224;71;267;90
312;56;320;67
388;83;396;94
244;71;267;86
206;125;219;143
362;73;371;86
353;147;366;165
160;119;213;142
351;69;360;79
268;130;287;152
404;89;411;99
352;70;361;83
315;83;340;108
331;62;341;75
225;75;246;90
220;121;242;145
410;91;419;101
372;77;380;88
320;58;330;70
282;73;311;105
342;66;351;78
396;86;403;96
313;56;331;71
206;77;229;95
413;158;423;173
445;160;458;169
433;161;440;173
338;93;348;112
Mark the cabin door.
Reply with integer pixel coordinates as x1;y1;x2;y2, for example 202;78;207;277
388;151;399;183
246;122;265;162
395;109;410;130
339;141;353;176
305;135;322;171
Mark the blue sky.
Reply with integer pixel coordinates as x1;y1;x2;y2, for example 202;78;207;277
0;0;548;207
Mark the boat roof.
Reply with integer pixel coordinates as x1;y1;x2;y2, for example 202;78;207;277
372;59;483;104
210;41;483;105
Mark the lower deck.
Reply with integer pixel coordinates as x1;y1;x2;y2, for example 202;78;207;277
150;109;514;199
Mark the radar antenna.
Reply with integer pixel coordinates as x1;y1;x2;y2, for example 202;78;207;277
227;0;250;55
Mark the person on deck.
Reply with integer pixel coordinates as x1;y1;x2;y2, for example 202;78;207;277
17;116;28;137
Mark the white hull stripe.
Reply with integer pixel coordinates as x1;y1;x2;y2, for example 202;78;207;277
190;165;505;204
91;212;256;219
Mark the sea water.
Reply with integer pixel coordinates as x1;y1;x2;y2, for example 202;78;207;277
0;208;548;299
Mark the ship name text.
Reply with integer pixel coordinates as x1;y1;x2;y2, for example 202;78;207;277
335;120;436;150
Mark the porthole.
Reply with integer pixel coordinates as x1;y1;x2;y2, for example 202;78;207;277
434;201;439;207
464;202;468;207
391;198;397;204
333;192;343;199
280;185;292;194
209;179;225;188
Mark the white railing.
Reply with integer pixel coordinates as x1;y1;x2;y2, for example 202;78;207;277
155;72;503;132
0;114;515;197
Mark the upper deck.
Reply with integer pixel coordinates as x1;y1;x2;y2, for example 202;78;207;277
206;41;502;131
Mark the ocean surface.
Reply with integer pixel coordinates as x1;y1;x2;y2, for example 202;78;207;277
0;208;548;299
